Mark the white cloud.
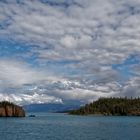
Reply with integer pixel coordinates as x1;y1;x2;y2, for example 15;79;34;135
60;35;92;48
0;59;46;87
0;0;140;105
0;92;63;105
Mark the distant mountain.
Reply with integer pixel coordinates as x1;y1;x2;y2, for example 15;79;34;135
69;97;140;116
23;103;80;113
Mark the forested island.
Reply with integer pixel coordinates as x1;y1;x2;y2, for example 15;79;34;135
69;97;140;116
0;101;25;117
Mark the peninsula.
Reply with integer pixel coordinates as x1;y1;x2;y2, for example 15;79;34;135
69;97;140;116
0;101;25;117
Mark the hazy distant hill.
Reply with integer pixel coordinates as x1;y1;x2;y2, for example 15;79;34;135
23;103;79;113
69;97;140;116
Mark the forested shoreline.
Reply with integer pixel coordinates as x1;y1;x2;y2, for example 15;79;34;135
69;97;140;116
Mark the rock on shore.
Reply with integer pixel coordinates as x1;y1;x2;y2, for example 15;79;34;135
0;101;25;117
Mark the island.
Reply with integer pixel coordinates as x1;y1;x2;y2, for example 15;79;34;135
0;101;25;117
69;97;140;116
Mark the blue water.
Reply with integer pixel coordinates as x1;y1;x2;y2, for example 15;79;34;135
0;113;140;140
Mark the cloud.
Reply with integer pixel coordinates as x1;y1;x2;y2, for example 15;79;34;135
0;59;46;87
0;92;63;105
119;77;140;98
60;35;92;48
0;59;65;104
0;0;140;105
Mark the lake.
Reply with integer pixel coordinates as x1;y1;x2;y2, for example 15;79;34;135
0;113;140;140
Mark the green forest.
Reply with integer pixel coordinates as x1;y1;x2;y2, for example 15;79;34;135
69;97;140;116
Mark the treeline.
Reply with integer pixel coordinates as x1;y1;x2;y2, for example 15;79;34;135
69;97;140;116
0;101;15;107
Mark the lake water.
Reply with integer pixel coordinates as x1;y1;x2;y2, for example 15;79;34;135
0;113;140;140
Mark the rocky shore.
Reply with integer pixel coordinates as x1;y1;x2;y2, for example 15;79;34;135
0;101;25;117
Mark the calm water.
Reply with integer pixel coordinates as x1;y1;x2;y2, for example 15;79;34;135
0;113;140;140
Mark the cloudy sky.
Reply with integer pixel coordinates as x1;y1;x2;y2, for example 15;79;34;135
0;0;140;105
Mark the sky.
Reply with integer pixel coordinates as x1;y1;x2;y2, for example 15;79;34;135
0;0;140;105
